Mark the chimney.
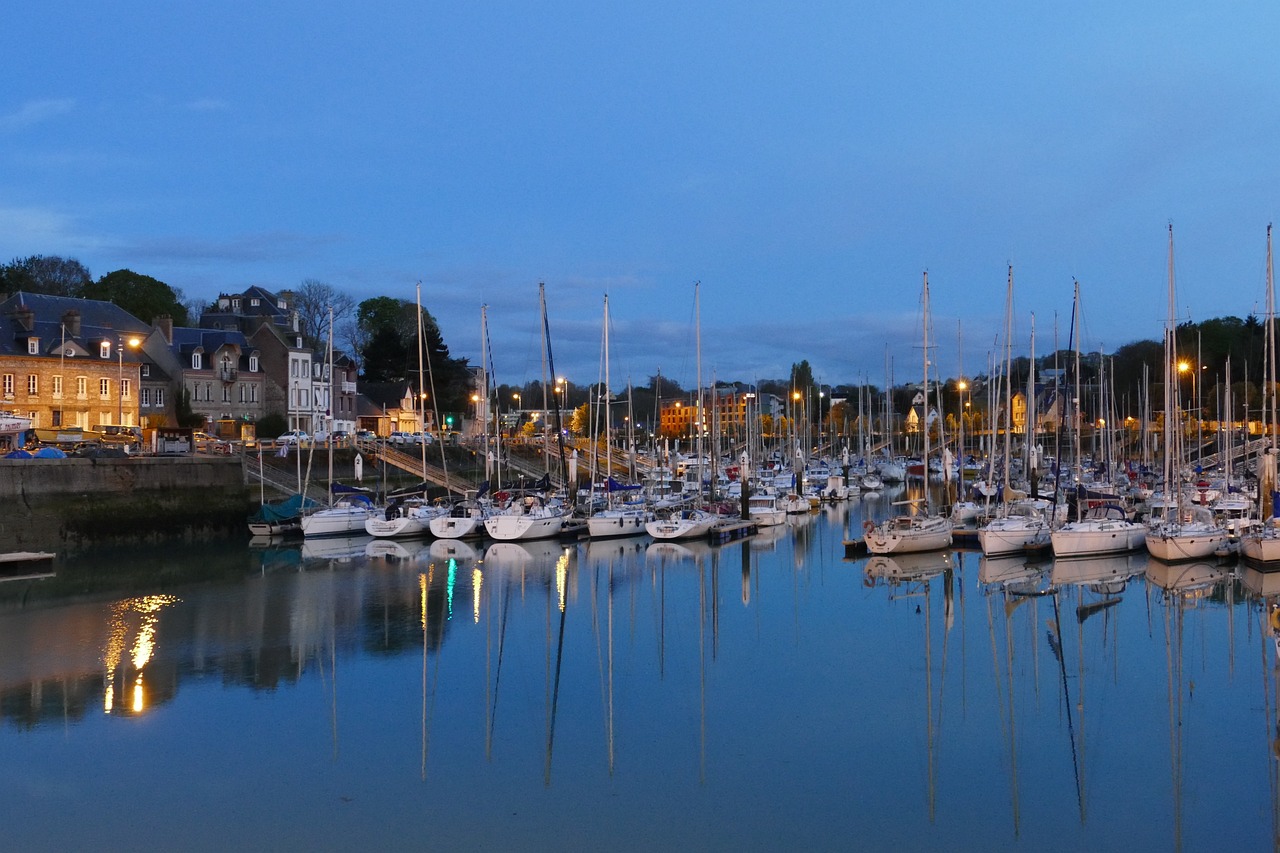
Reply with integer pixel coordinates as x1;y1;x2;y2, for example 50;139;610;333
155;314;174;344
62;310;81;337
15;304;34;332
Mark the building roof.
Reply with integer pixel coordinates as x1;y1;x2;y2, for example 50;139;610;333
0;291;150;356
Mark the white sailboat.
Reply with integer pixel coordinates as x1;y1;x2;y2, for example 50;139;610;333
1241;225;1280;566
303;309;374;538
587;295;653;539
646;283;719;542
865;272;953;555
1146;225;1227;562
1050;282;1145;558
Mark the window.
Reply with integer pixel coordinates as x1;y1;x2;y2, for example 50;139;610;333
222;383;230;403
155;388;164;407
249;355;259;372
27;338;39;355
141;388;151;407
52;375;62;398
99;379;110;398
250;297;260;307
121;379;131;399
100;341;111;359
77;377;87;398
205;382;212;401
141;364;150;377
232;298;241;310
2;374;11;397
51;410;61;427
192;352;203;370
27;375;37;395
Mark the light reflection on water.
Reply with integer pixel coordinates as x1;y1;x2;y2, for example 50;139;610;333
0;505;1277;850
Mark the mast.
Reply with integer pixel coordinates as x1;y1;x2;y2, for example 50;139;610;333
1164;224;1179;513
540;283;571;494
1002;265;1014;493
695;282;704;509
1263;226;1277;521
922;272;932;513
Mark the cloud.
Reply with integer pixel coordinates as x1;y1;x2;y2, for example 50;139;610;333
110;231;342;264
0;204;104;255
0;99;76;133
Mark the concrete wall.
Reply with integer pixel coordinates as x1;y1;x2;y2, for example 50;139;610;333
0;457;251;552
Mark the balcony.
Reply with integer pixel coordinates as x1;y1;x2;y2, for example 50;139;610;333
218;368;238;382
341;381;357;394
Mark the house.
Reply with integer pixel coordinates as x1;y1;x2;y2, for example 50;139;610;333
145;316;267;437
0;292;151;430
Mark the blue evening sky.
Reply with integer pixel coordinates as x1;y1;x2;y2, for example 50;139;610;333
4;2;1278;392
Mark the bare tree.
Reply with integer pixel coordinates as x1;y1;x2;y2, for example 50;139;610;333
292;279;356;349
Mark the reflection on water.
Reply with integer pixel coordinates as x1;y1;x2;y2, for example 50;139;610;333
1;506;1279;850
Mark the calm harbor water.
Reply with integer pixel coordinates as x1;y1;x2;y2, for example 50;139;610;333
2;499;1278;851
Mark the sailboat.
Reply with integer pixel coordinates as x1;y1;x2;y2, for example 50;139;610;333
864;272;953;555
587;295;653;539
646;283;719;541
1145;225;1228;561
484;285;569;542
432;306;499;540
1049;282;1145;557
366;283;450;539
978;271;1053;556
1241;225;1280;566
302;309;375;538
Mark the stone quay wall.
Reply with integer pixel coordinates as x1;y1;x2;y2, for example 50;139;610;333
0;457;251;552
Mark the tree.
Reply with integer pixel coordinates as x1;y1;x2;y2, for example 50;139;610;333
0;255;92;296
82;269;190;325
291;279;357;350
354;296;474;412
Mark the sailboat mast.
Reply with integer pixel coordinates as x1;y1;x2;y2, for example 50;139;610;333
922;272;931;509
1003;265;1014;492
540;283;571;494
695;282;704;509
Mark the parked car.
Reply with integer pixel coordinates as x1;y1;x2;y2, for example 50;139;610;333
355;429;377;442
193;431;232;454
277;430;309;445
388;431;413;445
331;430;350;445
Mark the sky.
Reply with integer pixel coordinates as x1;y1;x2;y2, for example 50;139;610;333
5;2;1280;394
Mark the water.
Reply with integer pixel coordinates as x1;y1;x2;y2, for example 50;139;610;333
1;504;1277;851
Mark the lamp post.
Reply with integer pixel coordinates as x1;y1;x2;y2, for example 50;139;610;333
117;335;140;426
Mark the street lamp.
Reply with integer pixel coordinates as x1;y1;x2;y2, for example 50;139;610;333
117;335;140;425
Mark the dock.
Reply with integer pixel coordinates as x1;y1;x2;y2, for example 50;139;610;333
709;520;757;544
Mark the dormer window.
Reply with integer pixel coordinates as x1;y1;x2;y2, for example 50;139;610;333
250;298;260;307
27;338;39;355
231;298;241;310
100;341;111;359
141;364;150;377
278;299;287;309
249;355;259;372
192;352;203;370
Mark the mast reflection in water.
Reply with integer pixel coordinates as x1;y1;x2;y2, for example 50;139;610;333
0;509;1277;850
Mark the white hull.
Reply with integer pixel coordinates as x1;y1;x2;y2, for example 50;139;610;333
365;514;430;538
645;510;718;541
301;505;373;538
864;515;952;555
1144;522;1228;562
1240;530;1280;566
1050;521;1145;558
484;511;565;541
428;513;485;539
978;517;1051;556
587;509;652;539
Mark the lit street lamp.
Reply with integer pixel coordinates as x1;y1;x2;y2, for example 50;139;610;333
117;335;140;425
